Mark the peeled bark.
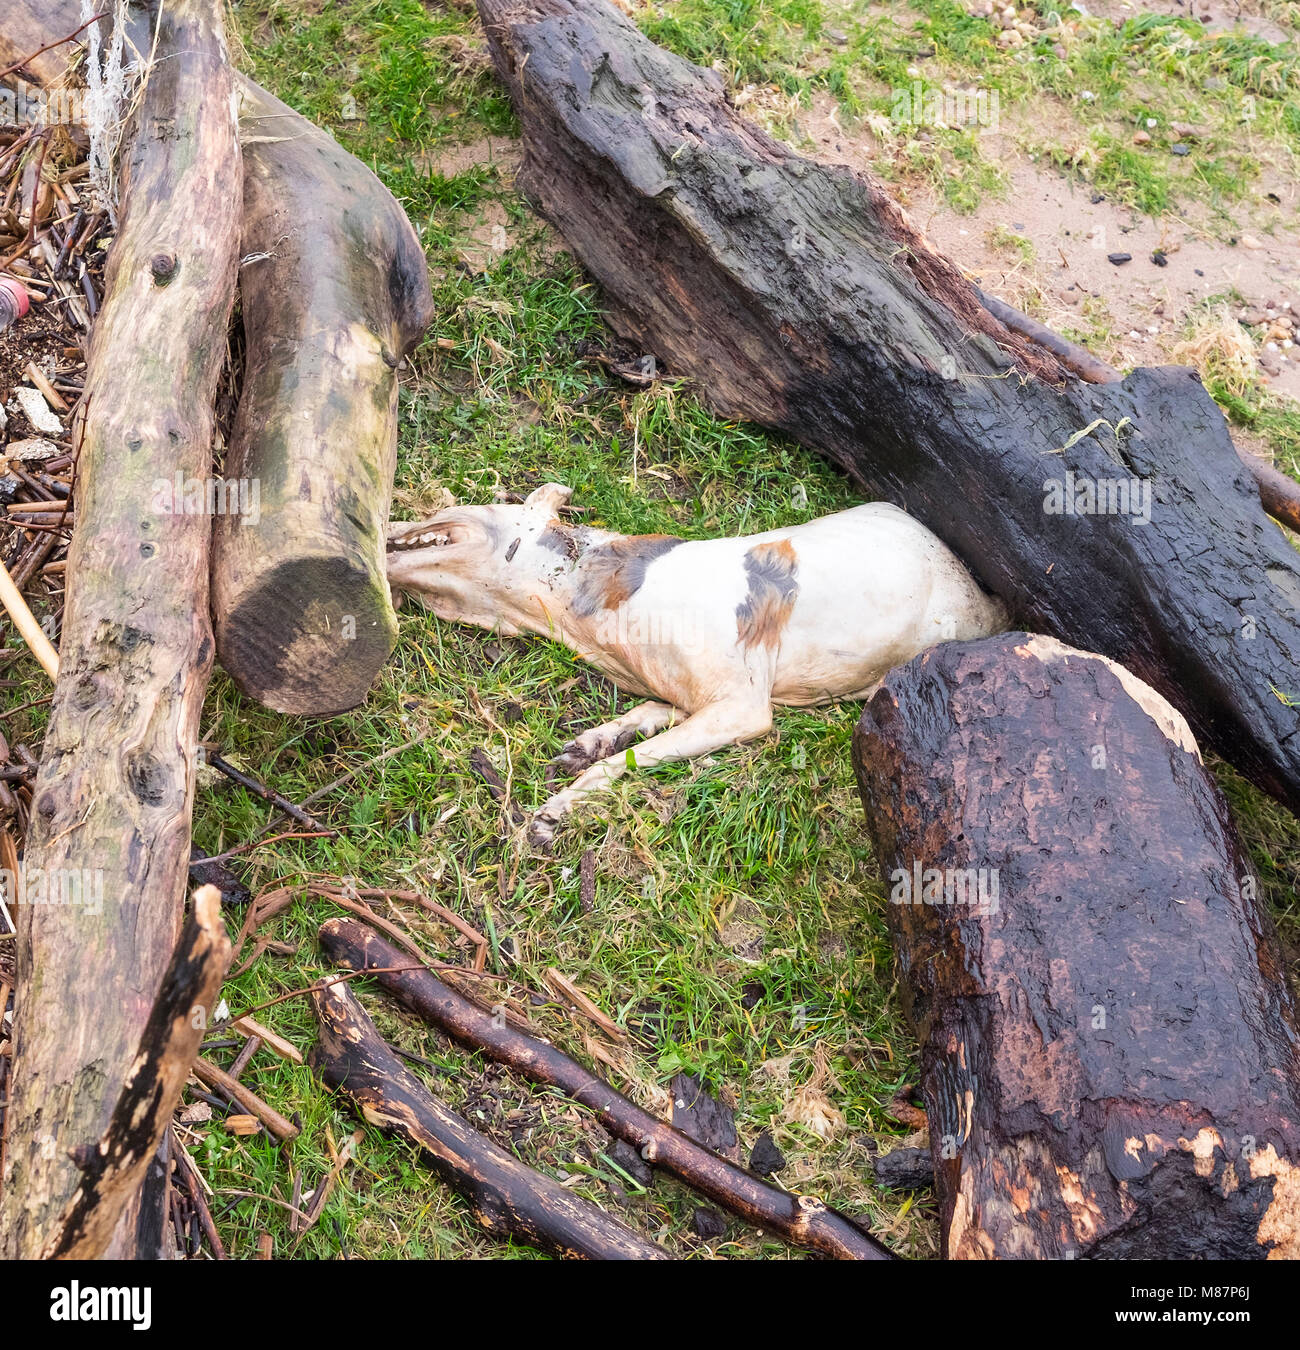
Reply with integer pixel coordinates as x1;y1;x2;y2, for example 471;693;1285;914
0;0;241;1259
474;0;1300;816
852;633;1300;1260
309;978;668;1260
2;1;435;715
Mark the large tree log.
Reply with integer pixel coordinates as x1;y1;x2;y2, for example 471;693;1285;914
47;885;230;1259
319;916;896;1260
214;80;433;714
851;633;1300;1260
0;0;241;1259
474;0;1300;816
2;2;435;714
310;978;668;1259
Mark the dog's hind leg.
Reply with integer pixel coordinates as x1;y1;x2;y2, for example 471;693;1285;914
530;699;773;848
550;701;681;779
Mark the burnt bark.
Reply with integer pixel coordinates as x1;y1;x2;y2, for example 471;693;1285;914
0;0;241;1259
474;0;1300;815
318;915;896;1260
309;978;668;1260
852;633;1300;1260
1;1;435;715
45;886;231;1259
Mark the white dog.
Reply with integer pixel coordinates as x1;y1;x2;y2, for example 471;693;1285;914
388;484;1007;845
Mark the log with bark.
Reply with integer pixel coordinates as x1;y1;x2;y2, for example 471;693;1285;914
2;1;435;715
309;978;668;1260
851;633;1300;1260
318;916;896;1260
46;885;231;1259
0;0;241;1259
473;0;1300;816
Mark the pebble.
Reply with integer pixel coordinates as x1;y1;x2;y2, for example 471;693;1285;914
13;386;62;436
1108;252;1133;265
1133;130;1151;144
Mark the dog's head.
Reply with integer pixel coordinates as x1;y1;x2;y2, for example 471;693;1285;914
386;482;574;632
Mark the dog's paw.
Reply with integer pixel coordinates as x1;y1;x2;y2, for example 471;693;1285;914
550;737;605;779
527;809;562;851
550;727;639;780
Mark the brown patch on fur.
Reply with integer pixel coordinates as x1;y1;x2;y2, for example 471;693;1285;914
736;539;798;651
537;520;588;562
573;535;683;615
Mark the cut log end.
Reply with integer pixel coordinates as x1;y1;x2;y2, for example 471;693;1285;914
215;555;398;715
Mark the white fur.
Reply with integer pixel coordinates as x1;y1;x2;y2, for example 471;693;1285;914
388;484;1007;844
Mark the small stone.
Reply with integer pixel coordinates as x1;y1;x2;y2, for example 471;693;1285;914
1241;234;1263;250
4;437;59;461
1151;249;1167;266
1170;143;1190;156
13;386;61;435
1133;130;1151;145
1108;252;1133;265
749;1132;787;1176
691;1207;728;1240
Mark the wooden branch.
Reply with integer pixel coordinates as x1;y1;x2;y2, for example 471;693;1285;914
0;0;241;1258
318;916;896;1260
852;633;1300;1259
44;886;231;1259
473;0;1300;816
191;1057;299;1143
308;978;669;1260
0;559;59;680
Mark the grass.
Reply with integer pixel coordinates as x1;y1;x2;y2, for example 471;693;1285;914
4;0;1299;1261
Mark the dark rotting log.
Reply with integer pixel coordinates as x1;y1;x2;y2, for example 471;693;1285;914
0;0;242;1259
46;886;231;1259
318;915;897;1260
308;978;668;1260
972;289;1300;534
852;633;1300;1260
2;1;435;715
473;0;1300;816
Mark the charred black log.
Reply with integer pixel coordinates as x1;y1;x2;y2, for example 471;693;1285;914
308;978;667;1260
475;0;1300;815
318;916;896;1260
852;633;1300;1260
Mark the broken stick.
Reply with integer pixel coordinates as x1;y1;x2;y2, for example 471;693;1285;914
309;978;668;1259
318;916;895;1260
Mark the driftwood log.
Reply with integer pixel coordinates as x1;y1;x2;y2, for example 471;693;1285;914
474;0;1300;816
3;1;434;714
852;633;1300;1260
0;0;241;1259
46;885;230;1259
319;916;896;1260
309;978;668;1259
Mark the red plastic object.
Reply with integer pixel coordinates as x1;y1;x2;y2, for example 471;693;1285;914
0;277;31;329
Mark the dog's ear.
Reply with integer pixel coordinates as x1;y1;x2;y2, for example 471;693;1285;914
524;482;574;512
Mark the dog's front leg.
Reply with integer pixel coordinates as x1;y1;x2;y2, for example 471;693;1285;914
529;699;774;848
551;701;681;779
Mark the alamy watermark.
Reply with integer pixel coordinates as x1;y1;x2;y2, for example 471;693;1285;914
0;86;89;128
0;866;105;925
1043;471;1151;525
151;474;260;524
891;81;1000;133
890;859;1000;914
